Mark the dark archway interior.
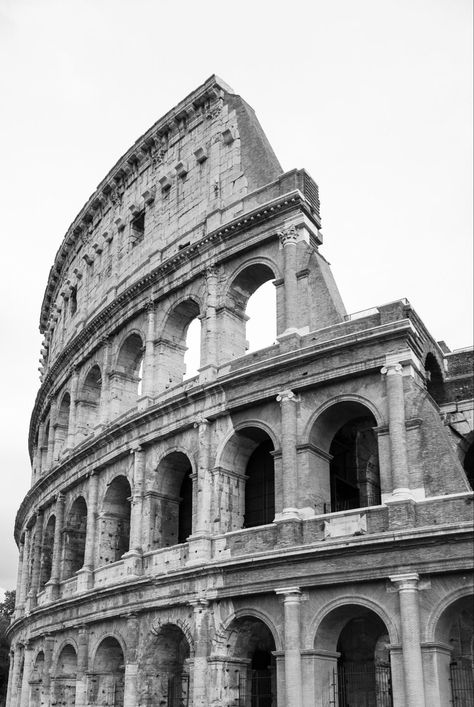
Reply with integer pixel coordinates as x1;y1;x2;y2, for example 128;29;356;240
155;452;193;548
91;637;124;707
40;516;56;589
463;442;474;490
425;353;445;405
230;617;276;707
139;624;191;706
329;415;380;512
244;438;275;528
99;476;131;565
62;496;87;579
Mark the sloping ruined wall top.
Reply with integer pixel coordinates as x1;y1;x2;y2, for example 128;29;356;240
39;75;284;337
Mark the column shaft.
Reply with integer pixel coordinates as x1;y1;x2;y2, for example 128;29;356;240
17;528;30;609
67;369;79;449
83;472;99;571
276;587;303;707
203;266;218;368
390;573;426;707
19;643;33;707
191;600;210;707
141;305;156;397
382;364;410;492
129;448;145;552
5;649;15;707
46;398;58;469
49;494;65;588
14;540;25;616
8;645;23;707
277;390;298;515
28;511;44;608
280;228;298;332
194;420;211;535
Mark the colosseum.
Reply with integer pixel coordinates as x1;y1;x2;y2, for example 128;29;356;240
6;75;474;707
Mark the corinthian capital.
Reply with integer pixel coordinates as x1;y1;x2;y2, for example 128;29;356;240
278;226;298;247
381;363;403;376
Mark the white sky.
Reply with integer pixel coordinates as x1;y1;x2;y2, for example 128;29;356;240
0;0;472;589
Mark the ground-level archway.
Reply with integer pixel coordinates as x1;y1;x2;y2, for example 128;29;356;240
314;603;393;707
210;615;277;706
138;623;191;706
89;637;124;707
433;594;474;706
52;644;77;707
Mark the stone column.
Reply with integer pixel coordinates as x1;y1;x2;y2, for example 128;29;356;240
46;493;65;599
99;337;112;426
77;471;98;590
188;418;213;564
190;599;210;707
200;265;218;377
390;573;426;707
14;538;25;618
125;447;145;575
279;227;299;334
276;390;299;518
46;397;58;470
123;613;140;707
8;644;23;707
42;634;54;706
140;301;157;402
27;511;44;610
19;641;33;707
5;647;15;707
75;625;89;707
381;363;410;496
17;527;31;614
37;420;46;476
66;368;79;449
275;587;303;707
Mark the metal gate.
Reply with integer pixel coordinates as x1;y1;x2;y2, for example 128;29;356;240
238;669;274;707
167;672;190;707
328;662;393;707
450;660;474;706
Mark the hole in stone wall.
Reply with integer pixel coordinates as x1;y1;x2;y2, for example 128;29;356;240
245;280;276;353
183;317;201;379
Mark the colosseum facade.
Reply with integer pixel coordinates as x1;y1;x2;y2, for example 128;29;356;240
6;75;474;707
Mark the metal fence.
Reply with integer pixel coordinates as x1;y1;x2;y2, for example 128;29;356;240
450;660;474;706
327;662;393;707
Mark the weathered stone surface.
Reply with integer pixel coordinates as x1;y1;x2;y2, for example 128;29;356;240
7;75;473;707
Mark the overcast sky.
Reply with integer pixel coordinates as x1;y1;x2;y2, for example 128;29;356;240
0;0;472;590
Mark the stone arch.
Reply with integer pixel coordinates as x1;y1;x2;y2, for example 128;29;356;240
425;583;474;643
158;296;202;389
150;617;196;656
215;423;277;531
139;621;192;706
427;588;474;706
219;259;279;361
110;331;144;416
30;649;45;707
214;607;283;654
90;635;125;707
210;610;279;707
56;391;71;456
152;450;194;547
39;513;56;589
98;475;131;565
308;595;399;650
305;397;383;514
77;363;102;435
62;495;88;580
312;599;397;707
52;642;78;707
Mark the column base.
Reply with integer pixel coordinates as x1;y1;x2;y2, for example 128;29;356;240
44;579;60;602
137;394;154;411
76;567;94;592
386;497;416;529
198;364;218;383
187;534;212;566
275;507;301;520
123;550;144;576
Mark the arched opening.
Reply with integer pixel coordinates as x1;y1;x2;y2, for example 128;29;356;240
434;595;474;706
425;353;445;405
218;426;275;532
99;476;131;565
139;624;191;705
159;299;201;389
55;392;70;456
221;263;277;362
111;333;144;414
314;604;393;707
90;637;124;707
309;401;381;514
246;280;277;353
30;651;45;707
40;515;56;589
463;441;474;490
78;365;102;435
62;496;87;580
52;644;77;707
153;452;193;548
183;316;201;380
220;616;277;707
41;418;50;470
